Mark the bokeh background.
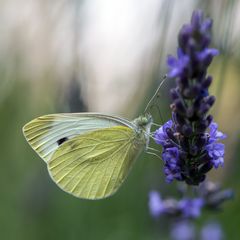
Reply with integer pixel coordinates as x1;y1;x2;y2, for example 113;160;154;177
0;0;239;239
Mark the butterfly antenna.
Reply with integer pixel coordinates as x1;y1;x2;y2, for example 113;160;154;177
155;104;165;125
144;75;167;114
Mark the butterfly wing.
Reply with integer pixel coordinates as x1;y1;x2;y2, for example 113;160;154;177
23;113;134;163
47;126;144;199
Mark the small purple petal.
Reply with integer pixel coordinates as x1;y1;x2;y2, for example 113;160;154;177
167;55;178;67
162;147;182;183
167;52;190;78
207;48;219;56
191;10;203;28
208;122;227;143
171;221;195;240
154;120;173;146
178;198;204;218
201;223;224;240
196;48;219;65
201;19;213;32
149;191;164;218
162;147;179;164
206;143;225;168
164;166;182;183
164;167;174;183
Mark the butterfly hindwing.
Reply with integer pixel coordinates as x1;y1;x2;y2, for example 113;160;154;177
22;113;134;163
47;126;144;200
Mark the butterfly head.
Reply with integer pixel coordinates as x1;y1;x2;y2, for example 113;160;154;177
132;114;152;149
133;114;152;127
133;113;152;135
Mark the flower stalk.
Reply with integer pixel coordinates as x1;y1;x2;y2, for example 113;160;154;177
154;10;226;185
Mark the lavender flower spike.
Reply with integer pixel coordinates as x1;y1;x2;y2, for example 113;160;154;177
154;10;226;185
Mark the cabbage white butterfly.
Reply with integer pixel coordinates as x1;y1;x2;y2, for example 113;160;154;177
23;113;153;199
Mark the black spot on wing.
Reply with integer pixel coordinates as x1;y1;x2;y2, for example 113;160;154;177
57;137;68;146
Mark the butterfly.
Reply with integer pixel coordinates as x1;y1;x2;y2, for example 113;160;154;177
22;113;153;200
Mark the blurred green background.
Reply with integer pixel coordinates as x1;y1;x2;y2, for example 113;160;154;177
0;0;239;239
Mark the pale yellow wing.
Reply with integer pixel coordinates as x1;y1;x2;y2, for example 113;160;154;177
22;113;134;163
47;126;144;200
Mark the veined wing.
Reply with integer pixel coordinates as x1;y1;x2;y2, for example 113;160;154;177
22;113;134;163
47;126;144;199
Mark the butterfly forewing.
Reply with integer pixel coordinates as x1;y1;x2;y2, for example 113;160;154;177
47;126;145;200
22;113;134;163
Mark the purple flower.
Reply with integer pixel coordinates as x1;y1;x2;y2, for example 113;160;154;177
206;143;224;168
148;183;232;220
154;10;226;185
208;122;226;143
164;167;182;183
196;48;219;66
167;51;190;78
162;147;182;183
148;191;164;218
201;223;224;240
154;120;173;146
204;122;226;168
178;198;204;218
149;190;205;219
171;221;195;240
162;147;179;166
154;121;183;182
